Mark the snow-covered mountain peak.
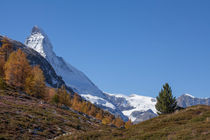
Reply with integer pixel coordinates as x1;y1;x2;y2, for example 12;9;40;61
25;26;54;58
25;26;107;97
183;93;195;98
31;25;45;35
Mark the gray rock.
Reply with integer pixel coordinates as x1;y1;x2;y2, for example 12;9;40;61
177;94;210;108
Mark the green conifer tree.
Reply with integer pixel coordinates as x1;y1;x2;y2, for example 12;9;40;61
155;83;177;115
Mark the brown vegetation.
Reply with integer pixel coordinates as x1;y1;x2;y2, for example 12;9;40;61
61;105;210;140
0;38;125;133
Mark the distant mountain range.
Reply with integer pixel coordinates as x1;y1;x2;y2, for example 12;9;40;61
177;94;210;108
1;26;209;124
104;93;210;123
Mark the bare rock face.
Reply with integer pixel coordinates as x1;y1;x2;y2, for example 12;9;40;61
132;109;157;124
177;94;210;108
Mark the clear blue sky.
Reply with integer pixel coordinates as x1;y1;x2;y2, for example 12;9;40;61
1;0;210;98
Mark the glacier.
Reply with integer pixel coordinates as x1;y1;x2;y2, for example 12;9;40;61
104;92;157;123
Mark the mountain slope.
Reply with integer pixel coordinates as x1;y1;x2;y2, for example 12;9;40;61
60;105;210;140
0;35;68;90
0;88;111;140
24;26;127;121
25;26;104;98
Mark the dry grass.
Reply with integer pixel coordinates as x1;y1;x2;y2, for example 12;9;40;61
1;89;210;140
0;89;105;140
62;105;210;140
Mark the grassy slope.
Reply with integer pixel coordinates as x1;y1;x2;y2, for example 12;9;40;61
62;105;210;140
0;89;112;140
1;88;210;140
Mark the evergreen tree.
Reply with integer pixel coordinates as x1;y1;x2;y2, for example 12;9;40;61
155;83;177;115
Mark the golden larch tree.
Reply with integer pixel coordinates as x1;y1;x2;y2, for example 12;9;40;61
113;117;125;128
25;65;46;98
125;119;132;129
4;49;31;89
0;37;13;77
57;85;71;106
0;37;13;61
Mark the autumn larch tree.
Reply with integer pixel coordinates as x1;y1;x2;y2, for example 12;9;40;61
57;85;71;106
113;117;124;128
51;93;60;107
4;49;31;90
125;119;132;129
72;93;81;110
0;37;13;78
25;65;46;98
0;37;13;61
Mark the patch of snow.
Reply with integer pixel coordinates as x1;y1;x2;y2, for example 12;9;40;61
129;115;137;122
81;94;116;110
184;93;195;98
104;92;157;121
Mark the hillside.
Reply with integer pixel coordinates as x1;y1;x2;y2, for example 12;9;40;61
0;37;125;140
60;105;210;140
0;88;114;140
0;35;67;90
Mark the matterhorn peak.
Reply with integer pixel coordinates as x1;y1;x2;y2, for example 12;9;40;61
25;26;53;58
31;25;44;35
25;26;105;98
